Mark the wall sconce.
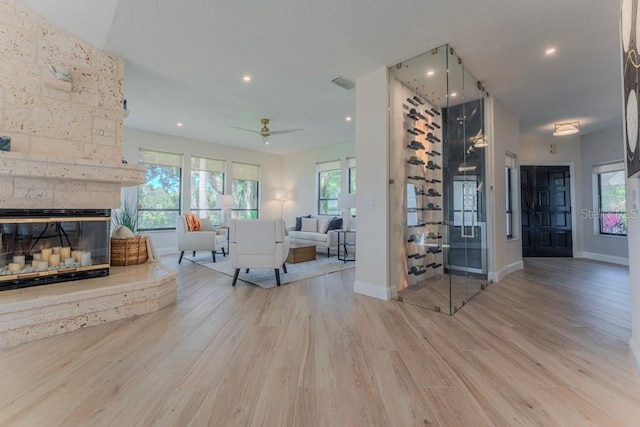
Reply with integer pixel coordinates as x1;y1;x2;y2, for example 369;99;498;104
553;121;580;136
216;194;235;226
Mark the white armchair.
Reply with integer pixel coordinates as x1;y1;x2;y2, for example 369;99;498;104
229;219;290;287
176;215;229;263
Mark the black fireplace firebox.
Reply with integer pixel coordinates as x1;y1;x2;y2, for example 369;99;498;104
0;209;110;291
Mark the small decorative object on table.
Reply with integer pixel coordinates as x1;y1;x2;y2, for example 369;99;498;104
0;136;10;151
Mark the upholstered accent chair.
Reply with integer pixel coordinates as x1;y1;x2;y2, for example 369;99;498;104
228;219;290;287
176;215;228;263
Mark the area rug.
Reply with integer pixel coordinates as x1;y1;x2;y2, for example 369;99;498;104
189;254;354;289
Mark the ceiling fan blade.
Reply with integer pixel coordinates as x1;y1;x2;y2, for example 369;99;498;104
227;125;262;134
267;128;303;135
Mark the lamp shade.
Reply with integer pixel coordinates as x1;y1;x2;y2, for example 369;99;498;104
337;193;356;209
275;188;289;201
216;194;235;209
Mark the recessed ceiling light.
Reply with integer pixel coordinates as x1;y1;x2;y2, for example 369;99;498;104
177;122;183;127
545;47;556;56
450;92;458;97
265;140;269;145
243;75;251;82
345;116;352;122
426;70;435;76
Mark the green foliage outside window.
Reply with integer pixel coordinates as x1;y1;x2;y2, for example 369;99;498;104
318;169;341;215
138;164;181;230
232;179;259;219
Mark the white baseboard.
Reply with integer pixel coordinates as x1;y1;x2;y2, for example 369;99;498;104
630;337;640;379
354;280;393;301
489;260;524;282
576;251;629;266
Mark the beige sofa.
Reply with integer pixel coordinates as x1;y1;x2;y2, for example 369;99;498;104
287;215;354;257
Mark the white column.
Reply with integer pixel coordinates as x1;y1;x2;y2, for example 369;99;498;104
353;66;393;300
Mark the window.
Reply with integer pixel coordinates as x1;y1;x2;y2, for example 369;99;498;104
317;160;341;215
191;156;225;224
595;162;627;236
232;162;259;219
348;157;356;216
138;149;182;230
348;157;356;193
505;153;517;238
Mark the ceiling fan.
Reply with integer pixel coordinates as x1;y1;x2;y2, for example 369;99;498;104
228;118;303;142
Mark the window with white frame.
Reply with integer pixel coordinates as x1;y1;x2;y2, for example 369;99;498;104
138;149;183;230
191;156;225;224
594;162;627;236
348;157;356;216
317;160;341;215
505;152;518;239
232;162;260;219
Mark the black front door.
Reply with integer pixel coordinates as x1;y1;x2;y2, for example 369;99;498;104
521;166;573;257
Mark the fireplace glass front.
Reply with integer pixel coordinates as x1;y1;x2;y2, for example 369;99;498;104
0;209;110;291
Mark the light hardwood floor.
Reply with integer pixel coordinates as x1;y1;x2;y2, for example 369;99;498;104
1;256;639;426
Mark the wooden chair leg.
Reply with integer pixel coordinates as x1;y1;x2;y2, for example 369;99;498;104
222;247;226;257
178;251;185;264
246;268;250;273
275;269;281;286
232;269;240;286
327;248;330;257
212;251;216;263
192;251;196;257
282;263;287;274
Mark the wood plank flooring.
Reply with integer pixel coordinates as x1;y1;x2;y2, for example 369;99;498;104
0;256;639;426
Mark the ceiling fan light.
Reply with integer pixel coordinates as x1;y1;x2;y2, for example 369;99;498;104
553;121;580;136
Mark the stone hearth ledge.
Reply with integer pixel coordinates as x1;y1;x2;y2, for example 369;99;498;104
0;263;177;348
0;151;146;187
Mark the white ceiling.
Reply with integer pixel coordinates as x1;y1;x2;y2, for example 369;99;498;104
20;0;622;155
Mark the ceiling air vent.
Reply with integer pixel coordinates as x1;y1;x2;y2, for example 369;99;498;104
331;76;355;90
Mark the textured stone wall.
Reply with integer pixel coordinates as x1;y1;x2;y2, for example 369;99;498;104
0;0;132;209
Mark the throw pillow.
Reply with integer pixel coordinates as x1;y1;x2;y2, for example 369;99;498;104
301;217;318;232
184;213;201;231
327;216;343;231
295;214;312;231
317;216;330;234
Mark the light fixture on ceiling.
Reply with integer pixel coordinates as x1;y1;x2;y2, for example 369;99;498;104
345;116;352;122
177;122;183;127
545;47;556;56
426;70;435;76
450;92;457;97
243;75;251;82
553;121;580;136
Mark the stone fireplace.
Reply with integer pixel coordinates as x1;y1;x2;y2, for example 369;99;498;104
0;1;176;347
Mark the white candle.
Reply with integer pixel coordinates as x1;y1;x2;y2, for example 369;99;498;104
8;263;20;273
41;248;52;261
37;261;48;271
32;260;39;267
12;255;25;268
32;253;42;261
49;254;60;266
52;247;61;255
64;257;74;267
80;251;91;267
61;247;71;259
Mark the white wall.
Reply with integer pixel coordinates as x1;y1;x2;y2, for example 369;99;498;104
123;127;284;253
580;126;628;264
281;142;354;225
488;98;523;281
520;134;584;255
354;66;392;300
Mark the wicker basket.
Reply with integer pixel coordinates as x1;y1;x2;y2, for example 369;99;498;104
110;235;148;266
